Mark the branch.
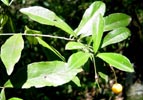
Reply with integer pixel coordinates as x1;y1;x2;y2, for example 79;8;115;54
0;33;74;41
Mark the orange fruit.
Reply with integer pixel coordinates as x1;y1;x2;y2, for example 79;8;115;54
112;83;123;94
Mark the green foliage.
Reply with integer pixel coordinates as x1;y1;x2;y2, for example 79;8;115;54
0;88;6;100
97;53;134;72
0;1;134;99
1;0;14;6
20;6;75;36
8;97;22;100
1;0;9;6
75;1;105;37
102;27;131;48
36;37;65;61
92;14;104;53
22;61;82;88
1;34;24;75
104;13;131;31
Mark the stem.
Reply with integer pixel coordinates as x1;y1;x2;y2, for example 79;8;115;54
0;33;74;41
9;0;14;5
92;55;98;80
92;55;101;90
110;66;117;83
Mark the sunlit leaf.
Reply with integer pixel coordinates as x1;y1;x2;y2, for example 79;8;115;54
8;97;23;100
36;37;65;61
72;76;81;87
20;6;75;36
98;72;108;83
1;0;9;6
102;27;130;48
1;34;24;75
67;51;91;69
22;61;82;88
4;80;13;88
75;1;105;36
25;26;42;45
92;15;104;53
104;13;131;31
0;88;6;100
65;42;86;50
97;53;134;72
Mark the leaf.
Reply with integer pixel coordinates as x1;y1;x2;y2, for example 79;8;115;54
8;97;23;100
97;53;134;72
104;13;131;31
0;15;8;27
1;0;9;6
72;76;81;87
102;27;131;48
67;51;91;69
22;61;82;88
4;80;13;88
92;15;104;53
65;42;86;50
20;6;75;36
98;72;108;83
1;34;24;75
0;88;6;100
36;37;65;61
75;1;105;36
25;26;42;45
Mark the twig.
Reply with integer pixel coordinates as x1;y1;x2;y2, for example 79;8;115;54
0;33;74;41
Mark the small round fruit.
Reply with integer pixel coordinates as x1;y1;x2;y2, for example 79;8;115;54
112;83;123;94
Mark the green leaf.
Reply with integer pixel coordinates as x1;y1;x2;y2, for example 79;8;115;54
1;0;9;6
97;53;134;72
25;26;42;45
1;0;14;6
104;13;131;31
102;27;131;48
0;15;8;27
36;37;65;61
65;42;86;50
98;72;108;83
22;61;82;88
8;97;23;100
72;76;81;87
1;34;24;75
0;88;6;100
67;51;91;69
20;6;75;36
92;15;104;53
75;1;105;36
4;80;13;88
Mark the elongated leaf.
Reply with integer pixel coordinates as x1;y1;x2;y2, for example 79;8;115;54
0;88;6;100
98;72;108;82
4;80;13;88
65;42;86;50
68;51;91;69
22;61;82;88
104;13;131;31
36;37;65;61
1;0;14;6
8;97;23;100
75;1;105;36
1;0;9;6
92;15;104;53
1;34;24;75
20;6;75;36
72;76;81;87
97;53;134;72
25;26;42;45
102;27;130;48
